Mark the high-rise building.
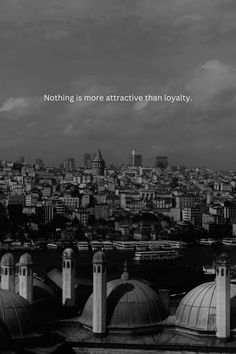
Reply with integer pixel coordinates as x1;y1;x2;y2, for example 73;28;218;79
67;158;75;171
84;153;92;168
129;150;142;167
155;156;168;169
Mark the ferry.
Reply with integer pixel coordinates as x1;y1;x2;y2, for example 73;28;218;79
149;240;187;250
199;238;221;246
47;242;63;250
102;241;114;250
91;240;102;251
113;241;136;250
77;241;90;251
134;249;182;262
222;238;236;246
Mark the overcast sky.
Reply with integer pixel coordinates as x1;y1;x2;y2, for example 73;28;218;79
0;0;236;168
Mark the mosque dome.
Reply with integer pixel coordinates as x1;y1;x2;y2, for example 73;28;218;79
1;253;14;266
175;282;236;332
19;253;33;265
0;319;14;352
80;270;167;333
0;289;35;339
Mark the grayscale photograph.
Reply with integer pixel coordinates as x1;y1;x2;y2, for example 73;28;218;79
0;1;236;353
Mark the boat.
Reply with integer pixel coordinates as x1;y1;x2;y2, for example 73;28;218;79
113;241;136;250
199;238;221;246
149;240;187;250
203;265;216;275
47;242;59;249
90;240;102;251
222;238;236;246
77;241;90;251
134;249;182;262
102;241;114;250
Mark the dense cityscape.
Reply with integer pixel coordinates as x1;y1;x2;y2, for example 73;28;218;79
2;149;236;353
0;149;236;250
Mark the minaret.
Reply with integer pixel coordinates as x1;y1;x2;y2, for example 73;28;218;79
62;248;75;307
93;250;107;336
18;253;33;303
0;253;15;292
216;253;231;340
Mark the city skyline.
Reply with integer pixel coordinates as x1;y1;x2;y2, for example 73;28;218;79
1;1;236;168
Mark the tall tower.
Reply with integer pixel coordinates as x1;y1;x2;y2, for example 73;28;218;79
129;150;142;167
0;253;15;292
18;253;33;303
216;253;231;340
93;250;107;336
62;248;75;307
92;149;105;176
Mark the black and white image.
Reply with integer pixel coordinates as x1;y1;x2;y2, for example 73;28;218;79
1;1;236;353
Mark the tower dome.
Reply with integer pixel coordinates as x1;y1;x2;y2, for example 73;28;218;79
92;149;105;176
19;253;33;265
0;289;35;339
80;272;167;333
1;253;14;266
175;281;236;332
92;149;104;163
93;250;106;264
63;248;74;259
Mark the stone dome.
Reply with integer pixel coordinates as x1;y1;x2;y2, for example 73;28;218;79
1;253;14;266
80;274;167;333
19;253;33;265
0;289;35;339
0;319;13;352
175;282;236;332
63;248;74;258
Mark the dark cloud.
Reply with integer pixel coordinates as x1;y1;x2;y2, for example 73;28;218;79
0;1;236;168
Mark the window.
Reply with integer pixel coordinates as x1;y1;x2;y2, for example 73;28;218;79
221;268;224;276
23;268;26;276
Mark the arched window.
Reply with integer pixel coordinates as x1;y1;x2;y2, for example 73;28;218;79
5;268;7;275
97;266;101;273
67;261;70;268
23;268;26;276
221;268;224;276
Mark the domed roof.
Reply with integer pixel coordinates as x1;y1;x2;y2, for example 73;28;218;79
93;250;106;264
92;149;104;163
175;282;236;332
19;253;33;265
80;274;167;333
0;289;35;339
63;248;74;258
0;319;13;352
1;253;14;266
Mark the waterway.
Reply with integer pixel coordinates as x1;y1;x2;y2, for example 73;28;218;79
0;244;234;293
